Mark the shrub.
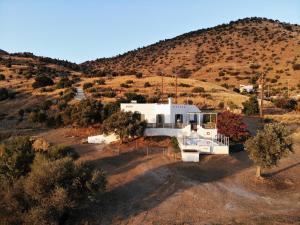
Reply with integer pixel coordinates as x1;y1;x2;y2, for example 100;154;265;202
218;101;225;109
46;145;79;160
61;88;76;102
218;71;225;77
217;111;249;142
135;72;143;78
101;90;117;98
0;88;9;101
28;111;47;124
125;80;134;84
242;96;259;116
177;67;192;78
273;98;298;110
221;83;229;89
56;77;73;89
249;63;261;70
292;63;300;70
170;137;180;153
120;83;130;88
83;82;93;90
40;100;53;110
123;92;146;103
147;95;161;103
245;123;293;177
178;83;191;87
144;82;151;87
32;76;54;89
95;79;106;85
192;87;205;93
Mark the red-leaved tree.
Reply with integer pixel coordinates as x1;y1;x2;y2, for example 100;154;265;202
217;111;250;142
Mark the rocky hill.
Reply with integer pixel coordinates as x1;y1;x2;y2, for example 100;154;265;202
83;17;300;94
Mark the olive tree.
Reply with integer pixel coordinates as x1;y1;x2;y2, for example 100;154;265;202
244;123;293;178
0;136;106;224
102;111;146;143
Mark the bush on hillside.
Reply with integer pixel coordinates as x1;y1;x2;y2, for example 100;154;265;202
135;72;143;78
32;76;54;89
123;92;147;103
0;74;5;80
83;82;93;90
56;77;73;89
0;88;9;101
292;63;300;70
144;82;151;87
192;87;205;93
95;79;106;85
177;67;192;78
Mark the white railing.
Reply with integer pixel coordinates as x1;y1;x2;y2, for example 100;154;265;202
179;134;229;147
214;133;230;146
146;123;187;129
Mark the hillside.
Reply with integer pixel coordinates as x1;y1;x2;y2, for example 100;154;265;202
1;17;300;130
83;17;300;95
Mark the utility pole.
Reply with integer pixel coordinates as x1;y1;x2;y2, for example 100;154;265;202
175;74;178;104
287;79;290;97
161;74;164;103
260;73;265;120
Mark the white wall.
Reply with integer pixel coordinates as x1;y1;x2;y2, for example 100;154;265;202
121;98;200;124
181;152;199;162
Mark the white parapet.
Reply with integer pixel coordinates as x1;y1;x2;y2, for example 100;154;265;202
181;151;200;162
87;133;119;144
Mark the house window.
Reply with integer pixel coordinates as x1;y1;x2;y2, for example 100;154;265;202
202;113;217;129
175;114;183;123
156;114;165;127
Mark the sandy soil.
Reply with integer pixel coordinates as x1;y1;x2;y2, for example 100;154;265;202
36;127;300;225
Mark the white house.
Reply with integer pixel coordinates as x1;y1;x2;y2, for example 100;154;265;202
239;84;254;93
121;98;229;162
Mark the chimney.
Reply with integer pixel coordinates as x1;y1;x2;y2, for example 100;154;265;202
168;97;172;105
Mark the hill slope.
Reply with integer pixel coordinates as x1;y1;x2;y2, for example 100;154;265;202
83;17;300;94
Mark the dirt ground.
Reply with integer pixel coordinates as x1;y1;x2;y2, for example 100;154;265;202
36;127;300;225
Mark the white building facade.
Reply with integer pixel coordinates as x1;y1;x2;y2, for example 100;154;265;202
121;98;229;162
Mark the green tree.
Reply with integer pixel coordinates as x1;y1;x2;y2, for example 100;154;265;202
70;99;103;127
244;123;293;178
102;111;146;143
242;95;259;116
0;136;34;182
0;136;106;224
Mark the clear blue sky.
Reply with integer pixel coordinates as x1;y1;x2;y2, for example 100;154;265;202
1;0;299;63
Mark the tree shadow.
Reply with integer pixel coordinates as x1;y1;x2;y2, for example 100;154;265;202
268;162;300;176
78;149;252;224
